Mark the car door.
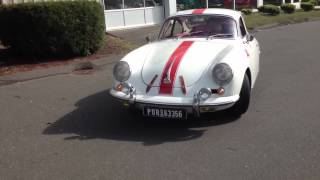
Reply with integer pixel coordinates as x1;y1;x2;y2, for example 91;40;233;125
239;17;260;87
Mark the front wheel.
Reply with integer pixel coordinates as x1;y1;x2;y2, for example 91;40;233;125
229;74;251;116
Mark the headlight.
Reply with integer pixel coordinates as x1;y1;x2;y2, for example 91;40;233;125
212;63;233;86
113;61;131;82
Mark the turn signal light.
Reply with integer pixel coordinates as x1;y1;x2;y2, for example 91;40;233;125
211;87;225;95
115;83;123;91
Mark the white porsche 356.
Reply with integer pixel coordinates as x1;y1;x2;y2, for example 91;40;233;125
110;8;260;119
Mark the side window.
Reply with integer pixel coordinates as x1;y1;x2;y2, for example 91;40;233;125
172;20;183;36
162;20;174;38
162;20;183;38
239;18;247;38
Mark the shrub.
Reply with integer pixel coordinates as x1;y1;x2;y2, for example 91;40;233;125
301;2;314;11
241;8;253;15
257;5;264;12
0;1;105;58
258;4;280;15
280;3;296;13
301;0;316;5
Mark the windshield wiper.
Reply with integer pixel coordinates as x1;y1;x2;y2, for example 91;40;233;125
207;33;233;40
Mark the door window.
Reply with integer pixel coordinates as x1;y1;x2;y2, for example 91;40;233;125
161;19;183;38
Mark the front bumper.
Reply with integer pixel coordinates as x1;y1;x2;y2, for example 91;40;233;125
110;89;239;117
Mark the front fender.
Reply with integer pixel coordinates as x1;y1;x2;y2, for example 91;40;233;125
193;45;249;97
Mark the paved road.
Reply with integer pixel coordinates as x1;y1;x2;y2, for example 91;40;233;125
1;21;320;180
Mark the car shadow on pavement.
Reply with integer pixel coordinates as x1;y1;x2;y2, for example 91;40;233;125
43;89;240;146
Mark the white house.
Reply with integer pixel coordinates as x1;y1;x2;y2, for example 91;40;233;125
1;0;302;31
103;0;265;31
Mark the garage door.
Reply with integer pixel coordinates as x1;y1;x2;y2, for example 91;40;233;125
104;0;164;31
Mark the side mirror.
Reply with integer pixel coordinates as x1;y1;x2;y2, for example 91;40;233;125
145;34;158;43
145;36;150;43
246;34;254;42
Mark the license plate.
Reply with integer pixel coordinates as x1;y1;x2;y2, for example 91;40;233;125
143;106;187;119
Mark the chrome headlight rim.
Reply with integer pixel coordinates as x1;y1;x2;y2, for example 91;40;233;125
113;61;131;82
198;88;212;101
212;63;233;86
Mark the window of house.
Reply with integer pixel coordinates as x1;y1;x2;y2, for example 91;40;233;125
124;0;144;8
145;0;163;7
177;0;206;11
105;0;123;10
263;0;282;5
105;0;163;10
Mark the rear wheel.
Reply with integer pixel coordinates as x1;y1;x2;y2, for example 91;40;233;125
229;74;251;116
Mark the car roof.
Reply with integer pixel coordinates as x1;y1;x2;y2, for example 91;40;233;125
172;8;242;20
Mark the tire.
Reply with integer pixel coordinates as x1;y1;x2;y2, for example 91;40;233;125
229;74;251;116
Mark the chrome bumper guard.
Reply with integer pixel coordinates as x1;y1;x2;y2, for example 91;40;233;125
113;82;234;117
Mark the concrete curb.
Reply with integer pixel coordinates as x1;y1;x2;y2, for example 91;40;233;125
0;54;123;87
250;17;320;33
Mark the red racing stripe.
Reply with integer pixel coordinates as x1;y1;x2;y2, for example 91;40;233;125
192;9;206;14
159;41;194;94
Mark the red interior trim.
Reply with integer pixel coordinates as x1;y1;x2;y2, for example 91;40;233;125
159;41;194;94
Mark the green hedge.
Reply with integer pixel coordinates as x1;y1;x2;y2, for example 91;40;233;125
301;0;317;5
0;1;105;58
241;8;253;15
258;4;280;15
301;2;314;11
280;3;296;13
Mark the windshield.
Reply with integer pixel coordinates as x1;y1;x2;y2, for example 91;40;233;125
159;15;237;39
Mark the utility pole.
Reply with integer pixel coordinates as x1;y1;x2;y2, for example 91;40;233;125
233;0;236;10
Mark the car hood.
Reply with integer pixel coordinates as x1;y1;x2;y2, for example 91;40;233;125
141;39;234;87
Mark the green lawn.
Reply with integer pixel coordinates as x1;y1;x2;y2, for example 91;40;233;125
245;10;320;30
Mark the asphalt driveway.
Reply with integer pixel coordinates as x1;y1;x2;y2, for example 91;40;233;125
111;25;161;46
1;21;320;180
